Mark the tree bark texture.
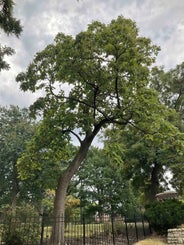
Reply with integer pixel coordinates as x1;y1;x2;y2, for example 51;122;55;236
149;162;161;202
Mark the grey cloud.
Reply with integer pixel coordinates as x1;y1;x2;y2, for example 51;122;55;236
0;70;43;108
0;74;32;107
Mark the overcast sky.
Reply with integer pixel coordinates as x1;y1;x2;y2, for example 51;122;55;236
0;0;184;108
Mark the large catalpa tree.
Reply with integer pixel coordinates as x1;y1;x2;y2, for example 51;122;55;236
16;16;176;244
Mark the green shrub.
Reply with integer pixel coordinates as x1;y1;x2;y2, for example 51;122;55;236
4;233;23;245
145;199;184;235
3;221;40;245
0;203;40;244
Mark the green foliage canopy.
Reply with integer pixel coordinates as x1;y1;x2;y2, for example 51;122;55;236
103;116;184;205
0;106;35;205
0;0;22;71
151;63;184;197
16;16;163;153
71;147;137;216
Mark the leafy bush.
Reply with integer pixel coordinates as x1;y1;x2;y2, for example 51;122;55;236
0;203;41;244
145;199;184;235
4;233;23;245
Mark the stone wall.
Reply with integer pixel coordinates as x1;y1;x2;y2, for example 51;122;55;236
167;228;184;244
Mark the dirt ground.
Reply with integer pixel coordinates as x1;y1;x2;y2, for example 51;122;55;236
133;235;168;245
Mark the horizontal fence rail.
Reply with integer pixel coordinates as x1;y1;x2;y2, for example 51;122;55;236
0;213;151;245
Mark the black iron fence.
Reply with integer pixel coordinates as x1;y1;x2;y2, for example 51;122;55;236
0;213;151;245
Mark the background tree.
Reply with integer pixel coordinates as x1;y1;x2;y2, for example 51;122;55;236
0;105;35;208
151;63;184;197
16;16;173;244
70;147;138;218
103;114;183;206
0;0;22;71
100;62;184;205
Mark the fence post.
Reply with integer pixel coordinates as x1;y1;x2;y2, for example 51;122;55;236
82;216;86;245
125;216;129;245
141;213;146;237
40;213;45;245
111;215;115;245
148;220;152;235
134;214;138;242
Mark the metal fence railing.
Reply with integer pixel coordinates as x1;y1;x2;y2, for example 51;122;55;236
0;213;151;245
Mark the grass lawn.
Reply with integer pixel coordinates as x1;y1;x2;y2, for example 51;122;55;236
133;236;168;245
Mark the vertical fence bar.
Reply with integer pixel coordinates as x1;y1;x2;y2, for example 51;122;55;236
134;214;138;242
82;216;86;245
141;213;146;237
125;216;129;245
111;215;115;245
40;213;45;245
149;220;152;235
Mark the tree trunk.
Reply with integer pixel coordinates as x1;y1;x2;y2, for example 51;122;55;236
149;162;161;202
50;130;100;245
50;175;67;245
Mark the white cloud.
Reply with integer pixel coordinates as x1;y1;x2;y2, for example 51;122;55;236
0;71;35;107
